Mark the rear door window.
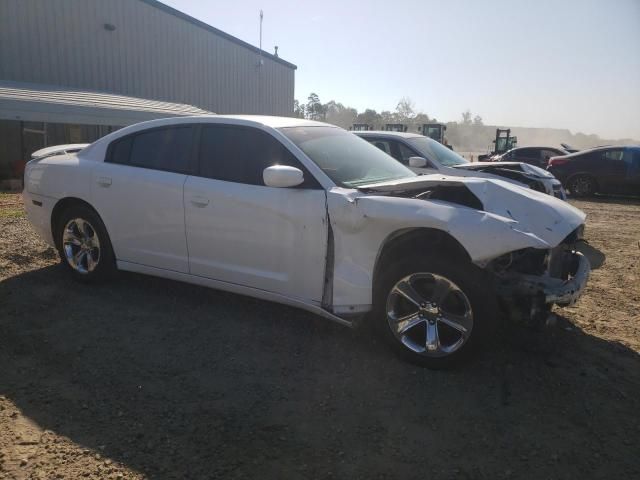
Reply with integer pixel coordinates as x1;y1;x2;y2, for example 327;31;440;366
108;126;194;173
109;136;133;165
128;126;194;173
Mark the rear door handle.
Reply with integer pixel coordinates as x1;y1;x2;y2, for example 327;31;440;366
97;176;112;187
190;196;209;208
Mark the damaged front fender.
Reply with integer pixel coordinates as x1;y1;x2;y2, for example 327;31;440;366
326;176;587;314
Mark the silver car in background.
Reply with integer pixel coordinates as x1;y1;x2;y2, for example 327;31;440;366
355;131;567;199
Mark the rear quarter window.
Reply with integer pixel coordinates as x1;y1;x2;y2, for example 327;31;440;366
108;136;133;165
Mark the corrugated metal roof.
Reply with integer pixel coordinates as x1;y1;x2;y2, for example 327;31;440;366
0;80;213;126
0;80;212;116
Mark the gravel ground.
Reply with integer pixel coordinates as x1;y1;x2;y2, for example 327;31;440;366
1;193;639;479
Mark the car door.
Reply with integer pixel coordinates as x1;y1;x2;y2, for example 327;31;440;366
621;148;640;195
183;124;328;303
598;149;627;193
92;125;195;273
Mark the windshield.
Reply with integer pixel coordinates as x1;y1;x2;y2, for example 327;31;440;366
280;126;416;187
407;137;469;167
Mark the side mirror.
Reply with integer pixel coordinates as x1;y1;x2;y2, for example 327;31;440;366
263;165;304;188
409;156;428;168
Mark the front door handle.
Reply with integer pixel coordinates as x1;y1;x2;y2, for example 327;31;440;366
97;176;112;187
190;196;209;208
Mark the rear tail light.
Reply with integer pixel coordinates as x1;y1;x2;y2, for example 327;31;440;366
548;157;569;167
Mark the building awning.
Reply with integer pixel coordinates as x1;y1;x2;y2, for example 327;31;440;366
0;80;214;126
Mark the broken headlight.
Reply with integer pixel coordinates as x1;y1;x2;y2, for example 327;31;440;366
488;248;549;276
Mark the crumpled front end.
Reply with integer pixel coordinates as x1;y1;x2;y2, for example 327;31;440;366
486;226;591;325
326;175;590;322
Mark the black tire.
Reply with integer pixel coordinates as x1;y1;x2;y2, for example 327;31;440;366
372;254;497;369
568;175;596;197
55;204;116;283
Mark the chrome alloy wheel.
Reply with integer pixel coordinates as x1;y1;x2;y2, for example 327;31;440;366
386;273;474;357
62;218;101;274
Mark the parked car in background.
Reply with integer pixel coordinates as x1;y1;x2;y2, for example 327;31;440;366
23;116;590;368
355;131;567;199
548;146;640;197
494;146;569;168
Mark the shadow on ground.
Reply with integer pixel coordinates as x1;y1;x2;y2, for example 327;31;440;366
569;194;640;205
577;242;606;269
1;265;639;479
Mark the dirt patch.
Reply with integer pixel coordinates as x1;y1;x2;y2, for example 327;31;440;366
567;198;640;352
1;193;639;479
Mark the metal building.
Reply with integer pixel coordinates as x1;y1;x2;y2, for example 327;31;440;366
0;0;297;184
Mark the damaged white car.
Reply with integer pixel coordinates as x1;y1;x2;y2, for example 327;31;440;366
23;116;590;368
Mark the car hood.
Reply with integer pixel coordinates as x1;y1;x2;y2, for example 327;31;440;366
452;161;556;179
359;174;585;248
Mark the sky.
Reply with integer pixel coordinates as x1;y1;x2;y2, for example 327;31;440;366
163;0;640;139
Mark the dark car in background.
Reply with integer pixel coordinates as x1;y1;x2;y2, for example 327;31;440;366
496;146;569;168
548;146;640;197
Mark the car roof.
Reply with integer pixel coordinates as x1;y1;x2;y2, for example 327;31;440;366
559;145;640;158
126;115;330;129
79;115;336;161
354;131;423;139
508;146;568;153
216;115;330;128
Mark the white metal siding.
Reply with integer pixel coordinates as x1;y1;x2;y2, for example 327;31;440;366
0;0;295;116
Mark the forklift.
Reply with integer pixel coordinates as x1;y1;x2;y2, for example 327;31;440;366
479;128;517;161
418;123;454;150
418;123;447;144
384;123;408;132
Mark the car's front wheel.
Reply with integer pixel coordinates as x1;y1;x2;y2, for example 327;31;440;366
55;205;115;282
373;255;496;368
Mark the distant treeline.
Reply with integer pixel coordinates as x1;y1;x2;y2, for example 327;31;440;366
294;93;639;152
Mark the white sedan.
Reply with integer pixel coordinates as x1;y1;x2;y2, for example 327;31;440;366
23;116;590;368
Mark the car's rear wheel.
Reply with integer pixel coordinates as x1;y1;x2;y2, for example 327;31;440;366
373;254;496;368
56;205;115;282
568;175;596;197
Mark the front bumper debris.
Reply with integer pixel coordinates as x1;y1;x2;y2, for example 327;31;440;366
552;182;567;200
501;251;591;307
